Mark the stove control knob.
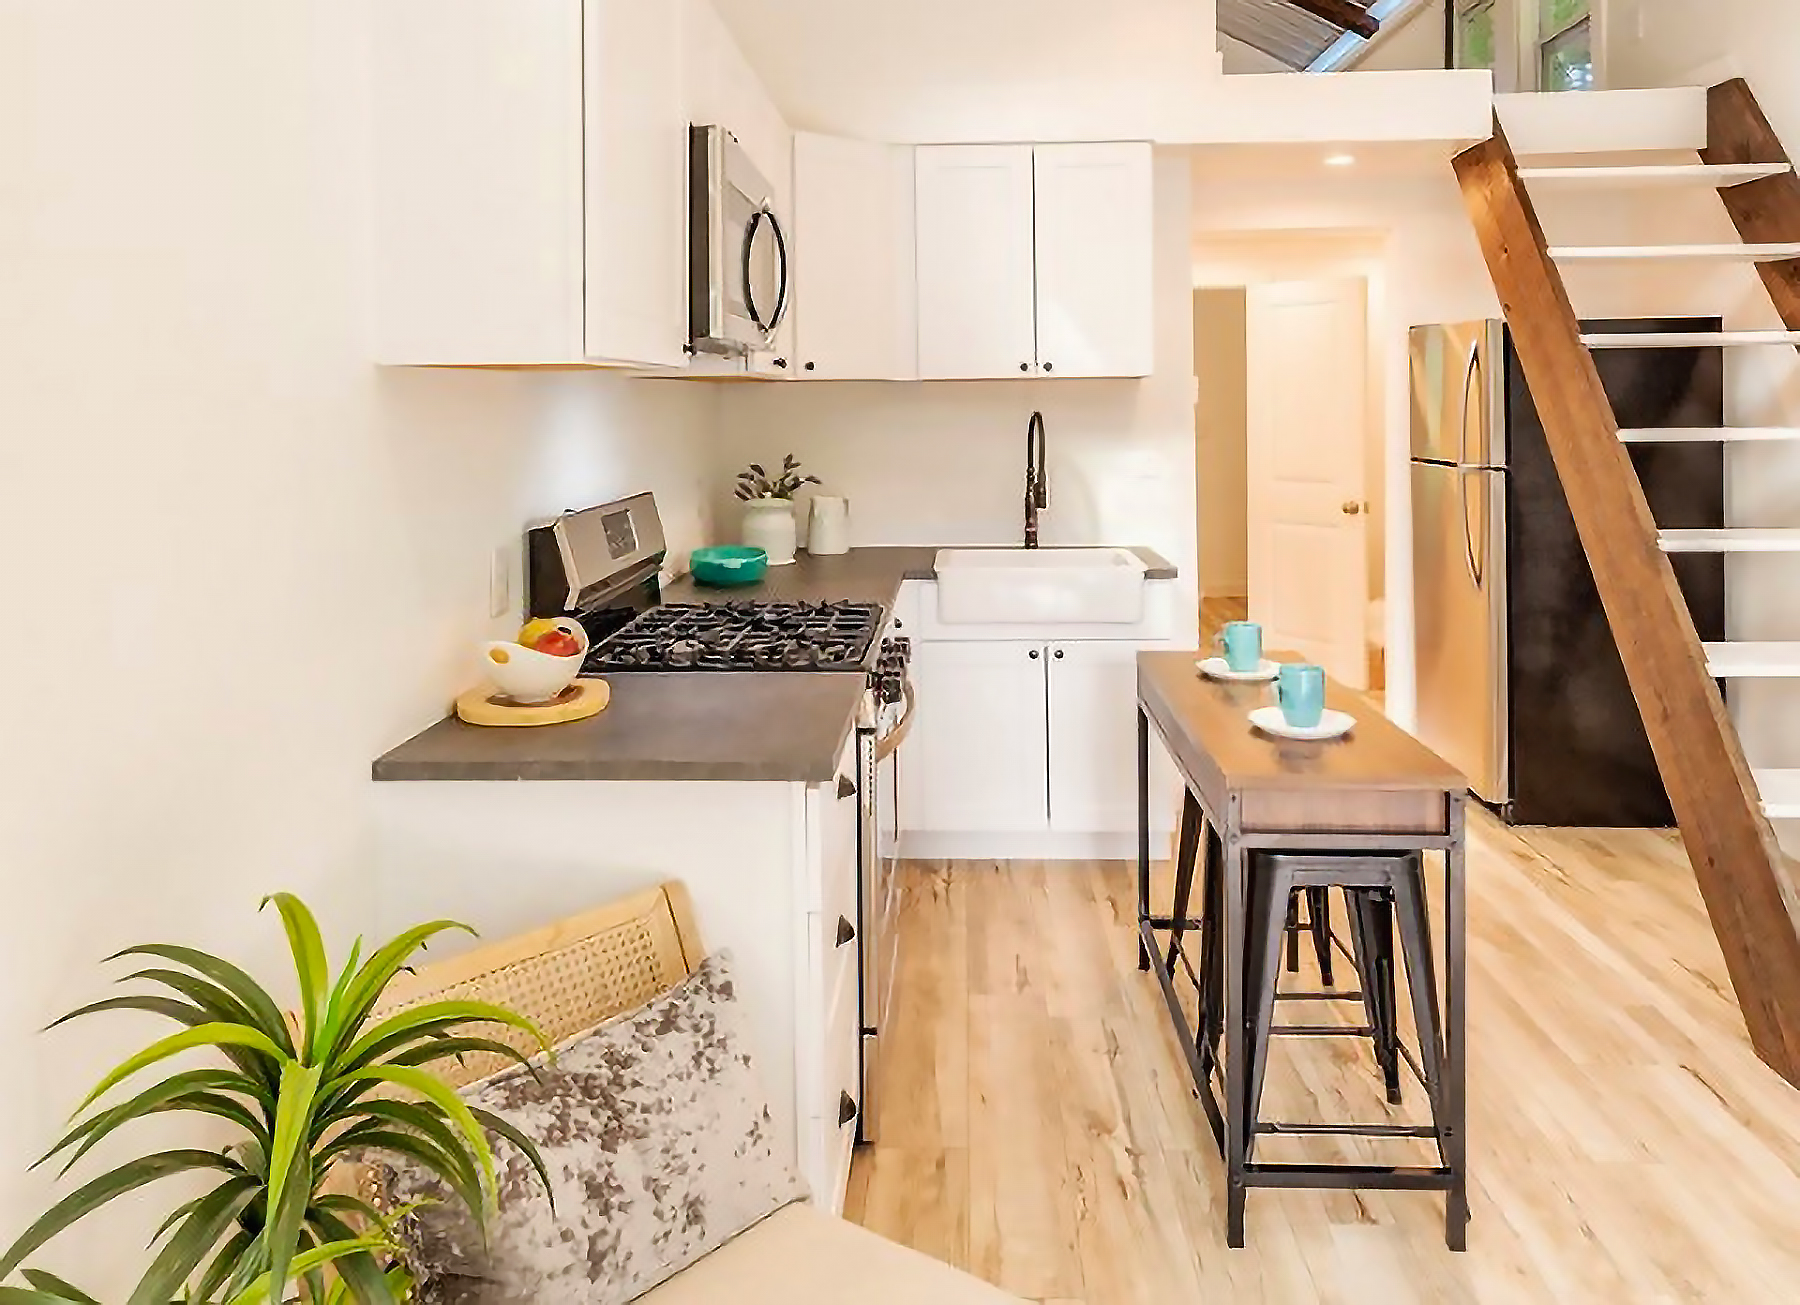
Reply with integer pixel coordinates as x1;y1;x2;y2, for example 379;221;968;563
877;672;905;705
888;636;913;662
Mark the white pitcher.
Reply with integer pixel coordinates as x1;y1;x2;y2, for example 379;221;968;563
808;495;851;555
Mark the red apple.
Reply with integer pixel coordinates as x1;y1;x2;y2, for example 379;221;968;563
532;629;583;658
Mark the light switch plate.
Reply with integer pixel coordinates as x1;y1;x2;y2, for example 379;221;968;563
489;545;513;619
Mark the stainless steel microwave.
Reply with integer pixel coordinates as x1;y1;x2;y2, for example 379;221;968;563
688;124;791;359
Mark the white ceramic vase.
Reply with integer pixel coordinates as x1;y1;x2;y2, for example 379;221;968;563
742;497;798;566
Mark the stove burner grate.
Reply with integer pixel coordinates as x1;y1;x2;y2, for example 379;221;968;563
583;601;883;674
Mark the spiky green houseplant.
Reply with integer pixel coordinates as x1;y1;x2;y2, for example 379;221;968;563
0;895;552;1305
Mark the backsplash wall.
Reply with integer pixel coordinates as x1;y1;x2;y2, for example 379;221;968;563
715;154;1199;615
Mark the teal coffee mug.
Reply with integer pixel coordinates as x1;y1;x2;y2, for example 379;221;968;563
1275;663;1327;730
1219;621;1264;673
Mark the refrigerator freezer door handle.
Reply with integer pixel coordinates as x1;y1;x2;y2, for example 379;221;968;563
1457;338;1480;468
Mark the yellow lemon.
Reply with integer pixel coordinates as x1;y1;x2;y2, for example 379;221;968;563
518;618;562;648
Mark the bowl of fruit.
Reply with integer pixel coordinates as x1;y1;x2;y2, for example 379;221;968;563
483;618;589;704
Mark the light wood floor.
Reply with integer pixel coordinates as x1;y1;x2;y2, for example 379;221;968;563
845;818;1800;1303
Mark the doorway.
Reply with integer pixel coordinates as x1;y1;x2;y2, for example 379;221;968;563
1194;253;1386;693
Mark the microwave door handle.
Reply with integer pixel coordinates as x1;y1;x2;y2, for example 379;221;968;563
765;207;791;333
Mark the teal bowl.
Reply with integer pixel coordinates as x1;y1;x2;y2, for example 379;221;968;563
690;545;770;588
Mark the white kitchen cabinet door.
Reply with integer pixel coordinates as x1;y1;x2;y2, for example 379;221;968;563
1047;641;1178;834
584;0;689;368
907;642;1049;832
792;134;918;380
1033;143;1155;379
914;145;1038;381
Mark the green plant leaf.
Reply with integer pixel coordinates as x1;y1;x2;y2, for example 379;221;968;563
191;1226;256;1305
314;938;364;1070
264;1061;322;1255
326;922;477;1066
223;1236;393;1305
334;1000;548;1076
39;1068;265;1173
17;1272;99;1305
128;1175;259;1305
0;1150;242;1279
45;994;211;1034
324;1098;486;1208
304;1209;400;1305
327;1065;495;1206
384;1034;541;1079
0;1289;97;1304
261;1145;312;1305
103;977;284;1096
325;1128;484;1225
470;1106;556;1212
105;946;294;1059
262;895;329;1061
73;1024;289;1116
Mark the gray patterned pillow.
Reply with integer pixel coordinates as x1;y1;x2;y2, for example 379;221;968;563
383;950;808;1304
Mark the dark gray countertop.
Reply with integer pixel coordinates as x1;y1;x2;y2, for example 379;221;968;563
372;544;1178;784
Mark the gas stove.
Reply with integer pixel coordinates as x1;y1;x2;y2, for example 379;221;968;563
581;600;884;674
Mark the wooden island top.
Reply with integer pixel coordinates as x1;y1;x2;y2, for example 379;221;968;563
1136;651;1468;836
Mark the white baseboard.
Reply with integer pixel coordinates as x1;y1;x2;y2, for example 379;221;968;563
900;829;1176;862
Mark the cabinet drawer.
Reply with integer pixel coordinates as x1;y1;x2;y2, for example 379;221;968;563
807;973;862;1214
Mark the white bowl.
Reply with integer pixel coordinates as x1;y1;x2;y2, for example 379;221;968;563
483;620;588;704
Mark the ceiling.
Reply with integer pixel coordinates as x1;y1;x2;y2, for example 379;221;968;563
1216;0;1374;70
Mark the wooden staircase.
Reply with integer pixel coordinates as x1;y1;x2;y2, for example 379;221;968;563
1453;80;1800;1089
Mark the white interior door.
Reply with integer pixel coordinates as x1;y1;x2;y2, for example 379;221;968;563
1245;279;1370;686
914;145;1037;380
1033;143;1155;379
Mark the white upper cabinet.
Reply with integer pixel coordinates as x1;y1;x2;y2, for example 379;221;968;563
915;145;1040;381
1034;143;1156;380
914;142;1155;381
792;134;918;381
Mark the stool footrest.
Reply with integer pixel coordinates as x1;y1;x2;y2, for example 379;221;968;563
1275;989;1366;1002
1255;1121;1440;1139
1272;1024;1378;1038
1243;1163;1456;1192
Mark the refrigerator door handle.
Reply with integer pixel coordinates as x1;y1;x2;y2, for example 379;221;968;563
1457;338;1480;468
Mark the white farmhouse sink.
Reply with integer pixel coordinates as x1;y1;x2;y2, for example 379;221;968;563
934;548;1150;625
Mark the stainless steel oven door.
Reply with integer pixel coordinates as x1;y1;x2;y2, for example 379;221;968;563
858;681;911;1144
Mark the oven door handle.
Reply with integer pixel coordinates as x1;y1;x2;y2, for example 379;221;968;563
874;681;917;763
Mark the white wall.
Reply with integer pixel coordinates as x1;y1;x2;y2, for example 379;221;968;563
1220;35;1294;76
1606;0;1800;841
0;2;718;1284
1194;290;1250;594
715;154;1199;622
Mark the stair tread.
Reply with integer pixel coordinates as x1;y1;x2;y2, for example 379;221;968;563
1754;769;1800;819
1620;427;1800;442
1520;162;1793;187
1705;643;1800;676
1659;528;1800;553
1549;242;1800;263
1583;330;1800;348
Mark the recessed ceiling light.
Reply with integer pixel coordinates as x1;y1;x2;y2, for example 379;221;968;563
1326;154;1357;168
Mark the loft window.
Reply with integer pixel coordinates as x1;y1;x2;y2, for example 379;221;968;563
1454;0;1498;72
1539;0;1594;91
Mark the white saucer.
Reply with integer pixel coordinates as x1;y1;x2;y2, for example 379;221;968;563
1198;657;1280;684
1249;706;1356;742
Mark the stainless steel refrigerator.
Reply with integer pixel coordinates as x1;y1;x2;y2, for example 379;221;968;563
1410;319;1726;826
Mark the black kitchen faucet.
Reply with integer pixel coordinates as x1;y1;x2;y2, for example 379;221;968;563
1024;410;1048;549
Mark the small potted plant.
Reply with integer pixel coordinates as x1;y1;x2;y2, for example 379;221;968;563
734;454;820;566
0;895;551;1304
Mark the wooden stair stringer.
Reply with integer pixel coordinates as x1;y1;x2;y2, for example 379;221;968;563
1453;119;1800;1090
1703;79;1800;338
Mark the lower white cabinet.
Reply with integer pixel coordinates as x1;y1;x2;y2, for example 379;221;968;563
1046;641;1152;834
908;641;1050;833
902;622;1181;856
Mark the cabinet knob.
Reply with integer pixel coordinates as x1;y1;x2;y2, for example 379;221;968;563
1029;649;1041;659
804;361;816;372
1019;362;1030;373
1042;362;1054;373
839;1091;859;1126
1342;501;1363;516
1054;649;1065;659
773;358;789;369
836;915;857;947
836;774;857;800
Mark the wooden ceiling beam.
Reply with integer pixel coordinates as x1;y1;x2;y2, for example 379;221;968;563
1283;0;1380;39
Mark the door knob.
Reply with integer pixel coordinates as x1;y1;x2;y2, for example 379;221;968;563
1342;501;1364;516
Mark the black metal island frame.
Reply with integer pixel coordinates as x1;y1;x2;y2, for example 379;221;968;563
1134;650;1472;1249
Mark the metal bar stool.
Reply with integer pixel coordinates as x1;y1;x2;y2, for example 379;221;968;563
1245;851;1448;1168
